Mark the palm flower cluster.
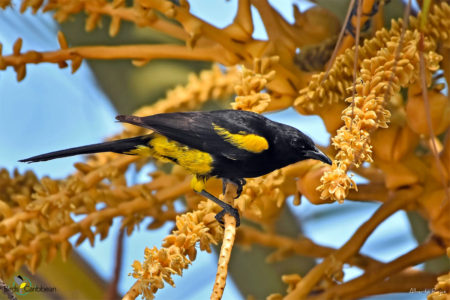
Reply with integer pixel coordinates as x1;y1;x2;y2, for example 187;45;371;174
0;0;449;299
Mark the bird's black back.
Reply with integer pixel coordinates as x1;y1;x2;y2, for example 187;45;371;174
133;110;313;178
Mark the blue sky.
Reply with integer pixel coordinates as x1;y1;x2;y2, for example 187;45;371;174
0;1;425;299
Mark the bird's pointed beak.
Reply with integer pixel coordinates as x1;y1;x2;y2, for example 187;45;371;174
305;147;332;165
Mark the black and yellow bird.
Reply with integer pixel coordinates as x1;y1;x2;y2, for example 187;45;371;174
20;110;332;226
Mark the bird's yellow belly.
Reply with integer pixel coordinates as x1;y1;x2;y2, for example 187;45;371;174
126;133;213;175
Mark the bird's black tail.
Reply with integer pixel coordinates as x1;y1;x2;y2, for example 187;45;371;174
19;135;153;163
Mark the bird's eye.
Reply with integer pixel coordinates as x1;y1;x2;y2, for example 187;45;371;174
290;137;299;147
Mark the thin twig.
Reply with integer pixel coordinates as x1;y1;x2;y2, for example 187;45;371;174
284;185;421;299
237;226;382;270
418;33;450;204
309;270;439;299
144;0;250;61
2;44;228;67
211;183;238;300
312;235;446;299
84;3;188;40
321;0;356;84
349;0;363;132
105;228;125;300
0;278;17;300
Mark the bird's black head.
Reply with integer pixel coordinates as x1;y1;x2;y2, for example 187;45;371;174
289;130;332;165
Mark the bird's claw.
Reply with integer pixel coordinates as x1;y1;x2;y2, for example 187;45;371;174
215;204;240;227
222;178;246;199
198;189;241;227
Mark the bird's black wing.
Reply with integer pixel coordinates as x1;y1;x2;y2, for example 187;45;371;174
116;110;271;160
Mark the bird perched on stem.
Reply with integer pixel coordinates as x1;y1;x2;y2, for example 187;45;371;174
20;110;332;226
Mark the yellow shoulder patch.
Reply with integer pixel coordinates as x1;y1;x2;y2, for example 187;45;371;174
213;124;269;153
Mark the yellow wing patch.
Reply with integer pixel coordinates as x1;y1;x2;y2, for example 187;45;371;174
213;124;269;153
149;134;213;175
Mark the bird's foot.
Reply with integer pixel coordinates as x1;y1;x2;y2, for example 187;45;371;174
222;178;247;198
198;189;240;227
215;205;240;227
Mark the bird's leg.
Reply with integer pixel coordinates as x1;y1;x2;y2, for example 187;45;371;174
222;178;247;198
198;190;240;227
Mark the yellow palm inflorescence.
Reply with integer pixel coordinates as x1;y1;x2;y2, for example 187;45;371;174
0;1;449;300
